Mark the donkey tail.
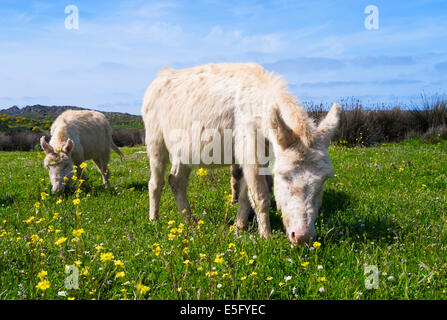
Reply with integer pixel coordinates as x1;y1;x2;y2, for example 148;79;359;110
111;141;124;160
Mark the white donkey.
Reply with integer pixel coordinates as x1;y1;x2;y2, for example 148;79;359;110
142;63;341;243
40;110;123;193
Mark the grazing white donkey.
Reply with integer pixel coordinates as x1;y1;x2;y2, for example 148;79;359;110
142;63;341;244
40;110;123;193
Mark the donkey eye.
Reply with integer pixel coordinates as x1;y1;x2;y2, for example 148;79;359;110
283;176;292;183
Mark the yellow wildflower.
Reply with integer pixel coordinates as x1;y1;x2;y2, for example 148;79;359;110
37;270;47;280
313;241;322;249
114;260;124;268
56;199;62;205
100;252;114;262
54;237;67;247
196;168;208;177
72;228;84;237
81;267;89;276
136;283;150;294
301;262;310;268
31;234;41;243
214;254;224;264
153;246;162;256
115;271;125;279
36;280;50;291
317;277;327;282
24;216;35;224
72;198;81;206
36;218;45;224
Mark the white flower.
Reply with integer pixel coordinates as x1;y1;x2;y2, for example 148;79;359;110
387;276;395;281
284;276;292;282
317;265;323;270
217;284;222;289
318;287;325;293
58;291;67;297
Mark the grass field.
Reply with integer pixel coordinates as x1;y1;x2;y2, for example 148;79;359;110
0;139;446;300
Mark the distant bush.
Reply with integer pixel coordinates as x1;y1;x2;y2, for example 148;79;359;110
307;96;447;146
0;130;44;151
112;128;145;147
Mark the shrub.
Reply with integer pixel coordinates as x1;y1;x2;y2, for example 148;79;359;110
112;128;145;147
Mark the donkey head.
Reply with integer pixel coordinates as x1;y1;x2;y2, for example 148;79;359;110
270;103;341;244
40;136;75;194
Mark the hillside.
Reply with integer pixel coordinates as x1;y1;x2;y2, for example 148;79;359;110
0;105;143;129
0;105;145;151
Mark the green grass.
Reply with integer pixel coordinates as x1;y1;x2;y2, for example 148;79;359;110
0;140;446;300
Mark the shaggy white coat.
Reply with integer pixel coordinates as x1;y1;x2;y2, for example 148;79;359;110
41;110;123;193
142;63;340;243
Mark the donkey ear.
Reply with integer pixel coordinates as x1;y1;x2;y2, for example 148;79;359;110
269;107;296;150
62;139;74;154
40;136;54;154
316;103;341;148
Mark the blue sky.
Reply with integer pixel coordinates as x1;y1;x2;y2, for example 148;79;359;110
1;0;447;114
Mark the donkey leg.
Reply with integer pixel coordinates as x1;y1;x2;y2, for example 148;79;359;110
235;177;251;230
97;153;111;188
148;151;168;221
230;164;243;204
168;163;192;221
242;165;272;238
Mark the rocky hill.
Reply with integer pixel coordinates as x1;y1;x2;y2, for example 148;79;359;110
0;105;143;129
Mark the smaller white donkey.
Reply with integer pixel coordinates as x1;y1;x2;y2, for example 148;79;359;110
40;110;123;193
